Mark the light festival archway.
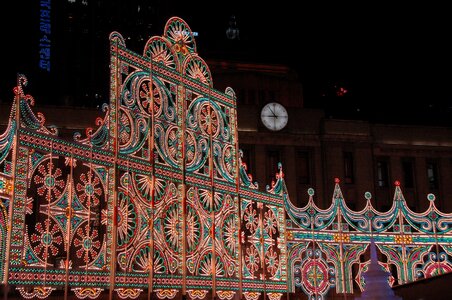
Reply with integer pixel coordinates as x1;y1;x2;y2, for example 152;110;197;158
0;17;451;300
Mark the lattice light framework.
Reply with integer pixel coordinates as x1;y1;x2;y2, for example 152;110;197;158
286;181;452;299
0;17;286;300
1;16;452;300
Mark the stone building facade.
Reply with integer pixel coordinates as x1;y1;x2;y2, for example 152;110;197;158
3;59;452;215
209;59;452;213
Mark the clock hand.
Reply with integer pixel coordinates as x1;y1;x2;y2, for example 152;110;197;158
268;106;277;117
272;103;278;118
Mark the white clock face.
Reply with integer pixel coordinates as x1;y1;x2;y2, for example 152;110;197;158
260;102;288;131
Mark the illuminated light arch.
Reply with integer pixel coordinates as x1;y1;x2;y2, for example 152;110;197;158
0;16;452;300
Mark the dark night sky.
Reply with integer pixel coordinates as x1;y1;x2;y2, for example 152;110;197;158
2;1;451;125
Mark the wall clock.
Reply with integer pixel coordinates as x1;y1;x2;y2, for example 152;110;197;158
260;102;288;131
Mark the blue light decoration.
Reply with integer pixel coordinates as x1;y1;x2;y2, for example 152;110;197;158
39;0;51;72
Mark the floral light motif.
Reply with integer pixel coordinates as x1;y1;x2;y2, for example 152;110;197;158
264;209;277;236
199;253;225;277
244;204;258;234
164;202;180;252
34;160;65;201
132;244;152;272
223;213;237;257
145;37;176;69
73;223;101;263
186;58;211;85
76;171;102;206
167;127;178;162
185;132;196;165
116;191;138;249
118;111;132;145
245;245;260;275
424;261;452;277
30;218;63;258
139;80;162;115
186;205;201;253
165;18;194;54
301;259;329;296
265;247;279;277
199;103;219;136
135;174;152;201
153;249;166;274
199;189;223;213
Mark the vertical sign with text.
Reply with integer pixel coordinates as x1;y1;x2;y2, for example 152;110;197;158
39;0;51;72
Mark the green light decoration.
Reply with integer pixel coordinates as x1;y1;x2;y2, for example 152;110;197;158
0;17;451;300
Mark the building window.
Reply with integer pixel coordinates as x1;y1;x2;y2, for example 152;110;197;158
237;88;246;105
427;161;439;190
401;158;415;188
296;150;311;184
343;152;354;184
376;159;389;187
247;89;256;105
258;90;266;106
268;90;275;102
267;149;282;184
